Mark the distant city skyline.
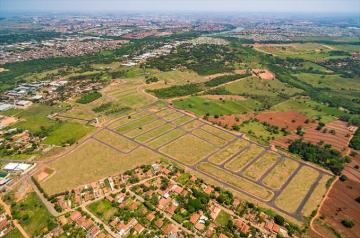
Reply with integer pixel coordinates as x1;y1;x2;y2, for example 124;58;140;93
1;0;359;14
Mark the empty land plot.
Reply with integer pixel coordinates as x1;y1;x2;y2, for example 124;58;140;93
160;134;216;165
124;119;165;138
108;111;151;129
155;108;175;117
243;152;280;181
262;159;300;189
41;139;161;195
181;120;204;131
147;129;186;149
172;115;193;126
117;114;158;133
275;166;320;213
162;111;184;121
208;139;249;164
192;129;228;147
225;144;264;172
201;124;236;141
197;162;273;201
93;129;137;153
135;124;175;143
301;175;331;217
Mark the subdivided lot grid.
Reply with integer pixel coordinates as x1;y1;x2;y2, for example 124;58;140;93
51;105;333;221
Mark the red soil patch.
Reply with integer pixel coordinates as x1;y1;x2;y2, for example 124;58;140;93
255;111;309;131
315;153;360;238
207;114;253;129
252;69;275;80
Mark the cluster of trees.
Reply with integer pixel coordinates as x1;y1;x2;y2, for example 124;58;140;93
204;73;250;87
349;128;360;150
145;76;159;84
76;91;102;104
0;30;62;44
92;102;131;115
288;139;344;175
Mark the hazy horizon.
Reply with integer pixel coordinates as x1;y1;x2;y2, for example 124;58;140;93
1;0;359;14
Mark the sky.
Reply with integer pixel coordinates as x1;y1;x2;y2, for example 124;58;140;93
1;0;359;14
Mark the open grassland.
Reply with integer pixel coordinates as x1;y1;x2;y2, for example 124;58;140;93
208;139;249;164
197;162;273;201
159;134;216;165
294;73;360;91
135;123;175;143
181;120;204;131
275;166;319;213
192;128;228;147
301;175;331;217
201;124;236;141
9;192;57;237
271;98;340;123
254;43;347;61
173;115;193;126
147;128;186;149
3;104;92;145
94;129;138;153
124;119;165;138
262;159;300;189
107;111;151;130
239;120;285;145
224;144;264;172
154;70;208;86
173;96;261;116
87;199;117;223
116;114;158;133
162;111;184;121
155;108;175;117
243;152;280;181
41;139;160;195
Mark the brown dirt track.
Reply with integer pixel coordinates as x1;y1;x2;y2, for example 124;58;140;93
255;111;309;131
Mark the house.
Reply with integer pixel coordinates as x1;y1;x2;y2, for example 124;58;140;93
219;234;228;238
162;224;177;236
146;212;156;222
134;223;145;234
190;213;200;224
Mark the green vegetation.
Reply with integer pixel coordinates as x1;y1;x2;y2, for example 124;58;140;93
76;91;102;104
289;139;344;175
87;199;117;223
3;228;23;238
215;210;231;226
204;73;251;87
150;83;203;98
92;102;131;115
341;219;354;228
349;128;360;150
6;192;58;237
173;96;261;116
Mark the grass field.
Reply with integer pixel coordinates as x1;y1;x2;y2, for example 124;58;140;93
197;162;273;201
135;124;175;143
41;139;160;195
181;120;204;131
162;111;184;121
271;98;339;123
159;134;216;165
107;111;152;130
275;166;319;213
243;152;280;181
224;144;264;172
10;192;57;237
294;73;360;91
201;124;236;141
262;159;300;189
215;210;231;226
124;119;165;138
117;114;158;133
147;128;186;149
239;120;285;145
154;70;208;86
94;129;138;153
301;175;331;217
192;128;227;147
4;228;23;238
208;139;249;164
87;199;117;223
173;115;193;126
173;96;261;116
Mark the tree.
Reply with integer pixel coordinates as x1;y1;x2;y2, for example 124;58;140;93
274;215;285;226
341;219;354;228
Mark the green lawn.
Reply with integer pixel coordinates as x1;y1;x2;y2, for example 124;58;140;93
294;73;360;91
10;192;58;238
173;96;261;116
87;199;117;223
215;210;231;226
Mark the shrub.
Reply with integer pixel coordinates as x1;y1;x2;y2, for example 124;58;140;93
76;91;102;104
341;219;354;228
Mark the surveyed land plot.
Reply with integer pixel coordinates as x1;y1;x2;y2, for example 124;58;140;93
93;129;138;153
275;166;320;213
125;119;166;138
159;134;216;166
117;114;158;133
208;139;249;164
108;111;151;130
135;123;175;143
243;152;280;181
201;124;236;141
162;111;184;121
172;115;193;126
147;128;186;149
225;144;264;172
262;159;300;189
192;128;228;147
197;162;274;201
181;120;204;131
155;108;175;117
